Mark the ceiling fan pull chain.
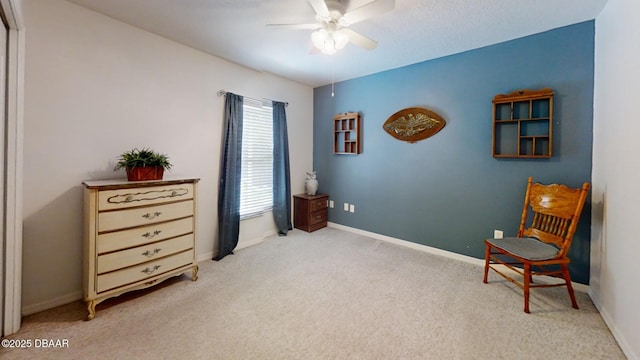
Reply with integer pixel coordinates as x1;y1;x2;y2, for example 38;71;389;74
331;60;335;97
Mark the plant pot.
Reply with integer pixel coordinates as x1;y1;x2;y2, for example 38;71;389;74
126;166;164;181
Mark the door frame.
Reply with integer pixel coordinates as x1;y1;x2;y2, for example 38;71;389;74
0;0;24;336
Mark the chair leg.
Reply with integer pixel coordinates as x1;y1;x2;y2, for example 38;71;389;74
561;264;579;309
483;243;491;284
523;263;531;313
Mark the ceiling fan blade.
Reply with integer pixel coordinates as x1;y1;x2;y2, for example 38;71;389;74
341;28;377;50
342;0;395;25
267;23;320;30
308;0;329;18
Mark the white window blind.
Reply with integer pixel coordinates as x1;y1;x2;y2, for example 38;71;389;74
240;98;273;219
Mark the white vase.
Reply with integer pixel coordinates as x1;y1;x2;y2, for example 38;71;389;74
305;179;318;195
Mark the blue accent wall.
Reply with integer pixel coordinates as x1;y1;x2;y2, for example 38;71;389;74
313;21;594;284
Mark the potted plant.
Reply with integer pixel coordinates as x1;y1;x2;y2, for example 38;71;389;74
114;148;172;181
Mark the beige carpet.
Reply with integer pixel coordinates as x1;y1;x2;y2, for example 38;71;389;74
1;227;625;359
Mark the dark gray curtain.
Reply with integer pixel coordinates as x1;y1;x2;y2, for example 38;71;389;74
272;101;292;235
215;93;243;261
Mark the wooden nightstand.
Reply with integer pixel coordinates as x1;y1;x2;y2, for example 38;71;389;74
293;193;328;232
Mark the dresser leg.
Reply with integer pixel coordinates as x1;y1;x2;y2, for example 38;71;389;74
86;300;96;321
192;265;199;281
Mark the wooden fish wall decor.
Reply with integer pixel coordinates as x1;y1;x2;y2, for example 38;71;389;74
383;107;446;143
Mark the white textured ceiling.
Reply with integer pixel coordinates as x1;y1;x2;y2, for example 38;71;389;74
65;0;608;87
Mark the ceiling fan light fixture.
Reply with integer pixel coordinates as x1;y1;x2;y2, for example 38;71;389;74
311;27;347;55
322;44;337;55
311;28;328;49
333;30;349;49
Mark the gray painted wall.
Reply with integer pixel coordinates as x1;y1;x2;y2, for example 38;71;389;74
313;21;594;284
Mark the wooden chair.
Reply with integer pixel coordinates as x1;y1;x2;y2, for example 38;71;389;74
483;177;590;313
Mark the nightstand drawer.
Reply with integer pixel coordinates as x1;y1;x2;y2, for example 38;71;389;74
97;249;194;293
308;221;328;233
309;198;327;212
308;208;327;226
98;183;194;210
97;217;193;254
98;200;193;232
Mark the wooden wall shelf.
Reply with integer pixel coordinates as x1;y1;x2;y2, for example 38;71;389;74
492;88;554;158
333;112;361;154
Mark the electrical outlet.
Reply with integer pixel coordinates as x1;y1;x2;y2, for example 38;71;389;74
329;200;334;208
349;204;355;213
494;230;503;239
343;203;349;211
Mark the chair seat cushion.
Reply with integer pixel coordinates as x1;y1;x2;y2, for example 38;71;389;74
486;237;560;261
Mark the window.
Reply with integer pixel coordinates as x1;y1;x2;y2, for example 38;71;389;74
240;98;273;219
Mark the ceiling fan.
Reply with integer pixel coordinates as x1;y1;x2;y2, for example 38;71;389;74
268;0;395;55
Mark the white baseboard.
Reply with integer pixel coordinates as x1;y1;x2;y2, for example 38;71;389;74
198;252;214;262
589;290;638;360
236;234;269;251
328;222;590;293
22;291;83;316
199;230;274;263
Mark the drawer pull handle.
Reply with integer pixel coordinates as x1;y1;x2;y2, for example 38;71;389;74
141;230;162;239
124;195;133;202
142;211;162;220
141;265;161;275
141;248;162;258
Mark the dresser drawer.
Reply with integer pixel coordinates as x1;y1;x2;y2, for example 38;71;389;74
98;234;194;274
97;217;193;254
98;200;193;232
98;183;194;210
97;249;194;293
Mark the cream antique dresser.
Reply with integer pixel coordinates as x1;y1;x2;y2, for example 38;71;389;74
82;177;199;320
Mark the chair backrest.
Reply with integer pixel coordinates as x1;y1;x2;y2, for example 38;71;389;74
518;177;590;258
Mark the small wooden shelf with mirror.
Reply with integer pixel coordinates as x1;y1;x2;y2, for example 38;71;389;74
333;112;361;154
492;88;554;158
